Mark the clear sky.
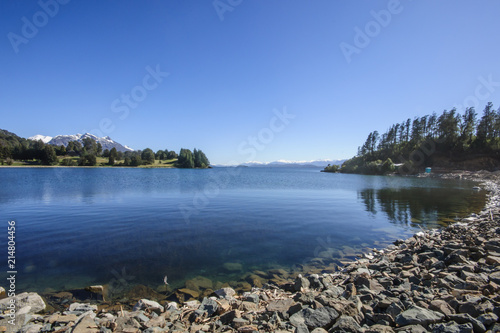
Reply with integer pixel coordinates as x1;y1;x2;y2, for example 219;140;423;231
1;1;499;165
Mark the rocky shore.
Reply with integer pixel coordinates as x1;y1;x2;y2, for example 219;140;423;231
2;171;500;333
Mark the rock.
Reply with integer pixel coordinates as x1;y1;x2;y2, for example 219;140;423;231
223;262;243;272
294;276;311;292
65;302;98;315
486;255;500;265
46;313;79;324
85;285;104;294
145;315;166;328
311;328;329;333
21;324;44;333
241;301;259;312
289;311;307;330
300;307;339;329
0;292;46;314
199;297;218;317
214;287;236;298
477;312;498;326
232;317;249;329
448;314;486;333
115;316;141;332
177;288;200;300
488;271;500;284
132;299;164;313
394;324;428;333
395;305;445;326
432;321;473;333
365;324;395;333
329;315;362;332
72;314;99;333
267;299;295;313
238;325;259;332
185;276;213;291
243;293;260;304
220;310;239;325
429;300;456;316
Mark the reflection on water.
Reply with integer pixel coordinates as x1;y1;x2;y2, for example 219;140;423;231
359;186;487;228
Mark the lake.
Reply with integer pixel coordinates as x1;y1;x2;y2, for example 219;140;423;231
0;167;486;296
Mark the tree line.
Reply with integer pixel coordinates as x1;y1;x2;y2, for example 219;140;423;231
0;129;210;168
327;102;500;175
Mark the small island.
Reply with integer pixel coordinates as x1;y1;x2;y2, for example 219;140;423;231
0;129;210;169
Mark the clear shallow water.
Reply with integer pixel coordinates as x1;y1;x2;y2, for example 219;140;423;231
0;167;486;294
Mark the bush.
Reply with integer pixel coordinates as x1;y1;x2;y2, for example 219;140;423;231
60;158;77;166
5;158;13;165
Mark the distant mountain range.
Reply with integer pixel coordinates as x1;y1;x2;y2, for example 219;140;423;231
29;133;134;152
214;159;346;168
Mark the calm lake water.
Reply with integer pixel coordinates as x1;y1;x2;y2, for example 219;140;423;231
0;167;486;295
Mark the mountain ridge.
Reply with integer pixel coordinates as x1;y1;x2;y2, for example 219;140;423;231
29;133;134;152
214;159;346;168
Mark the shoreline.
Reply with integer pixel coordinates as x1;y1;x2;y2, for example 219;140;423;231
1;170;499;332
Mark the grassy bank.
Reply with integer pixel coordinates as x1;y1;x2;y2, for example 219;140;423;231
0;157;179;168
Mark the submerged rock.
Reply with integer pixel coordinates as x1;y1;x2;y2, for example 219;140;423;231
223;262;243;272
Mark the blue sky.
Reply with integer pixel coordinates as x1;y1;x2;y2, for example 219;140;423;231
1;1;499;165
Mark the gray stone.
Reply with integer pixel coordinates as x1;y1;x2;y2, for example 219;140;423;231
294;276;311;292
477;312;498;326
448;314;486;333
267;298;295;313
488;271;500;284
300;307;339;329
143;328;164;333
232;317;249;328
429;300;456;316
311;329;328;333
220;310;238;325
214;287;236;298
133;299;165;313
134;311;150;323
199;297;218;317
328;315;361;332
432;321;473;333
324;286;344;298
20;324;44;333
395;305;444;326
0;292;46;314
65;302;98;316
72;314;99;333
243;293;260;304
364;324;395;333
394;324;428;333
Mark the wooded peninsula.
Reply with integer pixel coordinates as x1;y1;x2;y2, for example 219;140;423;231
325;102;500;175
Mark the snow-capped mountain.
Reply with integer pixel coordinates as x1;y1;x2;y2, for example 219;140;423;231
28;134;53;143
29;133;134;152
214;159;346;168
